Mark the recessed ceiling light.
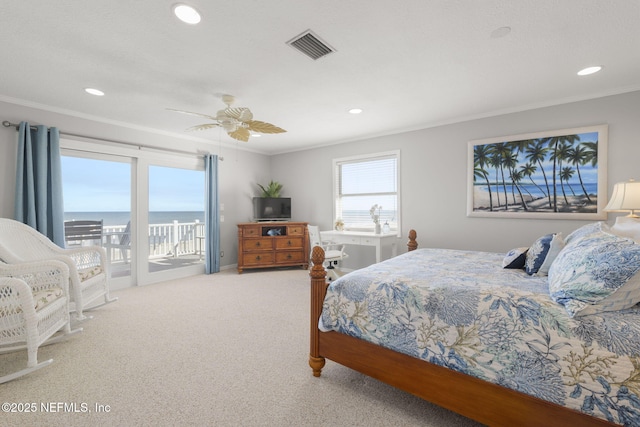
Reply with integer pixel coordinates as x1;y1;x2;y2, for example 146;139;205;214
84;88;105;96
490;26;511;38
577;66;602;76
173;4;201;24
251;133;261;138
348;108;363;114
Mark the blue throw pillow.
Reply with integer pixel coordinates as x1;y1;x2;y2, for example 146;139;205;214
525;233;564;276
503;247;528;269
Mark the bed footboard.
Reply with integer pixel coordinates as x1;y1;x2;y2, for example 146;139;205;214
309;229;418;377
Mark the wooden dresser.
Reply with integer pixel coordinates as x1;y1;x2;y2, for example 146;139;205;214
237;222;309;273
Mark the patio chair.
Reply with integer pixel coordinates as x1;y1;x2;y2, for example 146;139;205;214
104;221;131;265
0;260;82;383
0;218;117;321
64;219;103;248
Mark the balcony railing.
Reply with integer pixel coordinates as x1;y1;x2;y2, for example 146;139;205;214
103;220;204;263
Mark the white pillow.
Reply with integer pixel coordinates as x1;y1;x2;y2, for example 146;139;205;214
548;223;640;317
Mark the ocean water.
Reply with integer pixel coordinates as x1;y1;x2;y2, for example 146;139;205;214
64;211;205;227
475;182;597;198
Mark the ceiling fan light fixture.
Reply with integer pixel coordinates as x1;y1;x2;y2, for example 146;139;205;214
173;4;201;25
220;120;238;132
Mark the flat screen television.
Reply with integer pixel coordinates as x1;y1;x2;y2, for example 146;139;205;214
253;197;291;221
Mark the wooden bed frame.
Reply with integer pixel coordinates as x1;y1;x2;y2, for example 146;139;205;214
309;230;617;427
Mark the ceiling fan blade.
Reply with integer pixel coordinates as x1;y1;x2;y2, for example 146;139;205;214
224;107;253;122
228;127;250;142
246;120;286;134
186;123;221;131
167;108;218;122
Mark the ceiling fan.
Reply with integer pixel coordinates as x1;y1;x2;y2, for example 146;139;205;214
168;94;286;142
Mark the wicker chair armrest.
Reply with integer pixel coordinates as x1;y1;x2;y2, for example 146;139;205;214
0;260;70;296
0;277;38;321
62;246;107;271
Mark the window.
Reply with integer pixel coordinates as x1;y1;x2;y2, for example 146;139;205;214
333;151;400;232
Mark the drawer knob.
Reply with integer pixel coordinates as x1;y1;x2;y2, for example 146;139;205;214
255;242;261;247
255;255;261;261
287;240;292;246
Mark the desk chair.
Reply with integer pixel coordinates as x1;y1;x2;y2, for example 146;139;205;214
308;225;348;282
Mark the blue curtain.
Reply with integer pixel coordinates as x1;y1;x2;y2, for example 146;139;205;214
204;154;220;274
14;122;65;246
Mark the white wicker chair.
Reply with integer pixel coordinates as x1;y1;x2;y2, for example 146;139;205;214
0;260;81;383
0;218;117;321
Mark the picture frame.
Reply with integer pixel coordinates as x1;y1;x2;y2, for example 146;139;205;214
467;124;608;219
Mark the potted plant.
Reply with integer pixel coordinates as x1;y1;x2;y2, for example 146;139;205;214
257;180;283;198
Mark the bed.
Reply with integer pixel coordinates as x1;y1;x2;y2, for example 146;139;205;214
309;224;640;426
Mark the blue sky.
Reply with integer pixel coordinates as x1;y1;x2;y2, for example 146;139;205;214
61;157;204;212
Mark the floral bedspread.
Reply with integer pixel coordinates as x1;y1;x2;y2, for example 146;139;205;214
319;248;640;425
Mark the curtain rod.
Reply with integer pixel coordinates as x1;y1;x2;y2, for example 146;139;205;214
3;120;39;131
2;120;222;159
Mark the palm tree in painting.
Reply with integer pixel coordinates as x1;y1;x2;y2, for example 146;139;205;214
552;141;574;207
511;169;534;200
473;144;494;211
520;162;548;199
525;140;552;209
567;144;594;203
491;142;515;210
486;152;502;208
502;151;529;210
560;166;577;201
583;141;598;166
546;134;579;211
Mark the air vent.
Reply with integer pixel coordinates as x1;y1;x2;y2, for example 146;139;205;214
287;30;335;60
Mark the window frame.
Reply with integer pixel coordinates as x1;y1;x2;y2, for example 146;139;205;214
332;150;401;235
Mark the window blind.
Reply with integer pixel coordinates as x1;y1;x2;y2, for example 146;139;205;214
334;152;399;230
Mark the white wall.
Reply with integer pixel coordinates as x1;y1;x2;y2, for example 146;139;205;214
271;91;640;269
0;99;273;269
3;91;639;273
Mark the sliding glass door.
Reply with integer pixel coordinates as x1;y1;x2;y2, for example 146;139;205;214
61;139;207;288
147;165;205;274
61;155;132;279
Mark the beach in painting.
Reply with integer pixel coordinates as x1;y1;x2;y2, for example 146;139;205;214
473;185;597;214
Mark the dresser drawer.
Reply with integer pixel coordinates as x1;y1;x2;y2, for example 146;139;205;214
243;252;275;266
287;225;305;236
242;226;262;238
275;237;303;250
243;238;274;251
275;251;305;263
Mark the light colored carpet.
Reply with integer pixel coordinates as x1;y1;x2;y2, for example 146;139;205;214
0;268;483;427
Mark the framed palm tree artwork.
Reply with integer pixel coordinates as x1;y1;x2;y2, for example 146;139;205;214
467;124;608;219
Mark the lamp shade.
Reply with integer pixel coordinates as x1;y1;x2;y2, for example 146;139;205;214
604;179;640;217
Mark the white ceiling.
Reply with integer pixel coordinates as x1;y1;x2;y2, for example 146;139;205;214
1;1;639;155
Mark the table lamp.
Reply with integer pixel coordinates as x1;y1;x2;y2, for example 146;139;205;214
605;179;640;240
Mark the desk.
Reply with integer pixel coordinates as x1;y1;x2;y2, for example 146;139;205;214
320;230;398;263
